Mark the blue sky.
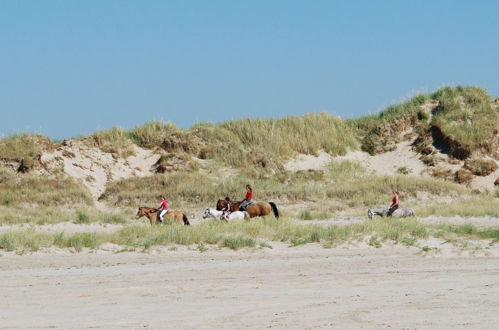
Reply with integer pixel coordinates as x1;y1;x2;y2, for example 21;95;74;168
1;1;498;140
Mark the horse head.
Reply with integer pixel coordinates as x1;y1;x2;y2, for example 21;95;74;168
136;207;147;218
136;207;156;218
216;199;229;211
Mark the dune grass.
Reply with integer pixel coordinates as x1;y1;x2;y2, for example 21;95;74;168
0;217;431;253
431;86;499;154
0;229;103;253
0;205;130;225
0;170;92;207
220;112;358;160
0;169;93;207
91;127;135;158
129;121;180;149
100;159;466;212
432;223;499;242
3;215;499;254
351;86;499;156
416;196;499;218
0;133;52;160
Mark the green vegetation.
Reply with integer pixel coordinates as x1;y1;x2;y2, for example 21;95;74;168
352;86;499;157
351;94;429;154
0;169;92;208
126;112;359;169
433;223;499;242
2;216;499;254
91;127;135;158
0;204;128;226
0;133;52;160
0;217;432;253
431;87;499;157
416;196;499;218
100;160;466;211
220;112;358;161
129;121;180;149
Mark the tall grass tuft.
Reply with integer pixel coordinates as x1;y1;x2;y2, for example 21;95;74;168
221;112;358;161
92;127;135;158
129;121;180;148
0;171;93;207
416;197;499;218
0;133;52;160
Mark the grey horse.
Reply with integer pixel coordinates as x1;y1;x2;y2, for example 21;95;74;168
367;205;415;219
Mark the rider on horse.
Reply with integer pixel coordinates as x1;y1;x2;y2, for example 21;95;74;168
158;195;169;222
387;191;399;216
240;184;252;211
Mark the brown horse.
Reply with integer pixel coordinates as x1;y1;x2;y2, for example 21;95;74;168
136;207;190;226
216;198;279;219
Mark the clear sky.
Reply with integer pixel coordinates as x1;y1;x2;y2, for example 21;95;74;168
1;1;498;140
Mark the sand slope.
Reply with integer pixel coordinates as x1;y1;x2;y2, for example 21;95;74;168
41;140;160;198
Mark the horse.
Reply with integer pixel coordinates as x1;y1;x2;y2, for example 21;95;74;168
216;198;279;219
202;208;249;221
136;206;190;226
367;205;415;219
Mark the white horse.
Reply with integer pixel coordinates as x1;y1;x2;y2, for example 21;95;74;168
202;208;249;221
367;205;416;219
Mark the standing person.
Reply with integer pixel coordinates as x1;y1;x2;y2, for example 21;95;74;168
388;191;399;216
158;195;169;223
240;184;252;211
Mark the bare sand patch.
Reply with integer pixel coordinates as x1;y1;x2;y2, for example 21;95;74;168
1;243;499;329
41;141;160;198
284;151;333;172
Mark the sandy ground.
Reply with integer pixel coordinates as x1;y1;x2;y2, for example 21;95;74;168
1;243;499;329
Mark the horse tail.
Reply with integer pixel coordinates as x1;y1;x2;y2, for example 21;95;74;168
269;202;279;219
182;213;190;226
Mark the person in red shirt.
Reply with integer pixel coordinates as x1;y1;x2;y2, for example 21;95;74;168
158;195;169;223
388;191;399;216
240;184;252;211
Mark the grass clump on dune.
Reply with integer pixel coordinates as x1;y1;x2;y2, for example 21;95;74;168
416;196;499;218
220;112;358;160
0;133;52;160
352;86;499;157
129;121;180;149
124;112;359;170
0;169;92;207
431;86;499;157
91;127;135;158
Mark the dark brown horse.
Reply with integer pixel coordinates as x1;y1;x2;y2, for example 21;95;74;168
216;198;279;219
136;207;190;226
